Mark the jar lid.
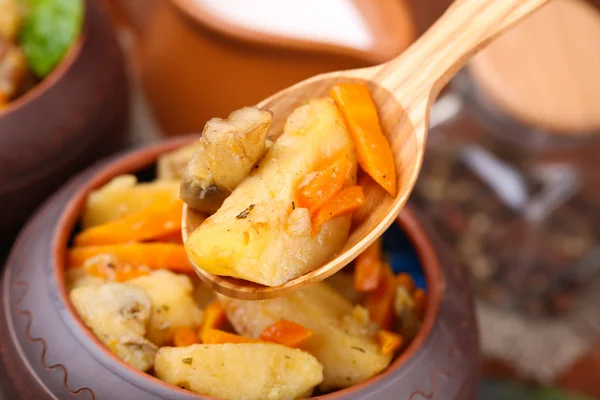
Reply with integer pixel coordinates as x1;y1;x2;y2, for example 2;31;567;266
468;0;600;136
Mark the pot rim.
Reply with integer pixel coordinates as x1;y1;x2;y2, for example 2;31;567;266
168;0;415;65
53;137;442;399
0;8;86;121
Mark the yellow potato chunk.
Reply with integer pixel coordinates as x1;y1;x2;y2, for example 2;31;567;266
220;282;392;390
155;343;323;400
81;175;180;228
185;98;357;286
130;270;203;346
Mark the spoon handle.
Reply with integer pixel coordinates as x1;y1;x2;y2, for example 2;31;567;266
376;0;551;104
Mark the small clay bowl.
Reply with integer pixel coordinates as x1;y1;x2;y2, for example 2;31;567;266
0;0;130;247
0;138;480;399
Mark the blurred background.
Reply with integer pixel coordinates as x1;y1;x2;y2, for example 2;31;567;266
2;0;600;398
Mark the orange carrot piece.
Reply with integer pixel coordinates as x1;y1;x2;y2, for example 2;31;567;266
200;301;228;336
201;329;260;345
154;230;184;244
376;330;404;355
83;254;150;282
412;288;427;318
312;186;365;234
395;272;416;294
260;320;313;348
68;243;192;272
74;199;183;246
330;83;396;196
297;152;351;213
173;327;201;347
364;263;397;330
354;238;382;292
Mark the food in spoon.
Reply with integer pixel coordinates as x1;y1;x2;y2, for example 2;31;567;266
66;148;426;399
0;0;83;111
181;106;273;214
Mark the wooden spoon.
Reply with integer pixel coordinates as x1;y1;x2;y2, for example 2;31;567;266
182;0;551;300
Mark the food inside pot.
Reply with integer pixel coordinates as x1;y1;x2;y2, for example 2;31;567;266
66;84;425;399
0;0;83;112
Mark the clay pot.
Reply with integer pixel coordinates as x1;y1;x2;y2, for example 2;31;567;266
0;138;480;399
0;0;130;248
111;0;415;135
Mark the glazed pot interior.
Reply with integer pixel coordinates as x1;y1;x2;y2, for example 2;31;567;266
0;8;85;119
53;138;443;399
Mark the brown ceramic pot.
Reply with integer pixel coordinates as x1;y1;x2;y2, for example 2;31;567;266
125;0;416;135
0;138;480;400
0;0;130;248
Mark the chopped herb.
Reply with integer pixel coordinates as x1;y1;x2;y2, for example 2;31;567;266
254;165;260;169
182;356;193;364
292;201;296;210
163;305;170;311
221;362;225;367
346;377;352;381
351;346;366;353
285;355;291;359
236;204;255;219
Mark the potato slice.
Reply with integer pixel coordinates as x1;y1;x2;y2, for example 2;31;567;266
81;175;180;228
155;343;323;399
157;142;203;180
130;270;203;346
185;98;357;286
69;283;158;371
220;282;391;390
181;106;272;214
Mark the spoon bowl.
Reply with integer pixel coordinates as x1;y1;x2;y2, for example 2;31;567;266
183;0;551;300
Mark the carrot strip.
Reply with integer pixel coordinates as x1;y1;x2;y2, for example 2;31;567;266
376;330;404;355
200;301;228;336
330;83;396;196
74;199;183;246
201;329;260;345
83;254;150;282
363;263;397;330
312;186;365;234
67;243;192;272
154;230;184;244
173;327;201;347
260;321;313;348
412;288;427;318
297;152;351;213
395;272;416;294
354;239;382;292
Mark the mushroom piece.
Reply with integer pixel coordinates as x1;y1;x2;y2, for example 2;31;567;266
181;106;273;214
69;283;158;371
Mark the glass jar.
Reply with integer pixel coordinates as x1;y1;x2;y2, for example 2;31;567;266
412;70;600;317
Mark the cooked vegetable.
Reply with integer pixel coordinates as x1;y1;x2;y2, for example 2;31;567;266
67;243;192;272
0;39;27;100
20;0;83;78
74;199;183;246
330;83;396;196
260;320;313;348
297;151;351;213
81;175;180;229
199;300;227;336
157;142;202;180
155;343;323;399
83;254;150;282
220;282;392;390
173;327;201;347
311;186;365;235
69;283;158;371
376;330;403;355
363;263;397;330
130;270;203;347
202;329;260;345
186;98;357;286
181;106;273;214
0;0;22;41
412;288;427;318
354;238;382;292
395;272;416;294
